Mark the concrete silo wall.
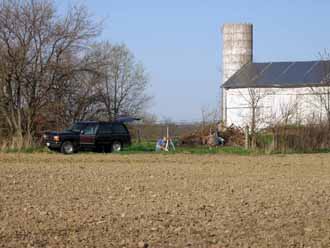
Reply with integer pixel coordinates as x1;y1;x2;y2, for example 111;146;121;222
221;24;253;124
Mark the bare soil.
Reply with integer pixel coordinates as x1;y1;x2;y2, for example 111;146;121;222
1;153;330;247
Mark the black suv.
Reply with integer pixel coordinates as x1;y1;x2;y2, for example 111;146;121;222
43;121;132;154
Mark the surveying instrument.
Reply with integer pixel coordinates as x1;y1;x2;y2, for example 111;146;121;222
164;126;175;152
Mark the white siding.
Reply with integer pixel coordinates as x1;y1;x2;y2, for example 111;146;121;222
225;87;329;127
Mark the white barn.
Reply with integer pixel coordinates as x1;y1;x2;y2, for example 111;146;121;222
221;24;330;128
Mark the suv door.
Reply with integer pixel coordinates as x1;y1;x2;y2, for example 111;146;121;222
80;123;98;149
96;123;130;147
111;123;130;144
96;123;113;146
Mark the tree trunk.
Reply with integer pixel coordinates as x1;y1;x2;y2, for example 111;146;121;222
251;105;257;149
11;130;24;149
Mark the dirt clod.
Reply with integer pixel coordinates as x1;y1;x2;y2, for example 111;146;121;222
138;241;148;248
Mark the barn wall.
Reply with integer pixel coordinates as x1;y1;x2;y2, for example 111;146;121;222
225;87;330;128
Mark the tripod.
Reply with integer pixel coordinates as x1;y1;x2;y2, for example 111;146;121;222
164;126;175;152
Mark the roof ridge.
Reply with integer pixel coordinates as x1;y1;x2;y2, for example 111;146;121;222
253;60;330;64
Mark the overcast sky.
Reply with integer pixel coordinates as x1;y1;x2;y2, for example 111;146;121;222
57;0;330;121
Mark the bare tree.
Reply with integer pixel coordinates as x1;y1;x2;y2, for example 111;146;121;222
267;97;301;127
238;88;273;148
0;0;101;147
309;50;330;127
95;42;151;121
51;49;109;127
200;106;219;133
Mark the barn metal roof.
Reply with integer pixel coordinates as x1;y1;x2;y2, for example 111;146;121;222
223;60;330;89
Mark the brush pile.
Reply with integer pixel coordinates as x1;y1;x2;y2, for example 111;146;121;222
221;125;245;147
179;124;245;147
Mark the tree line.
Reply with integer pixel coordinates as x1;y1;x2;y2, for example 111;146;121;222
0;0;151;148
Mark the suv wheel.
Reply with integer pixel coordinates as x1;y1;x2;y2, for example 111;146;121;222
111;141;122;152
61;141;75;155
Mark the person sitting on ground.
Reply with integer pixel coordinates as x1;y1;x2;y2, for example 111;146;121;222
216;134;225;146
216;121;226;146
155;137;167;151
207;132;224;147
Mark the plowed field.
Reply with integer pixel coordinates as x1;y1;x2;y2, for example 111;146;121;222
1;153;330;247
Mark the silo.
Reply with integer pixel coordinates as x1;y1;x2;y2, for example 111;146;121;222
221;23;253;124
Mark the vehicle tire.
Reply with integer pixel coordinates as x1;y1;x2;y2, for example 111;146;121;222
61;141;75;155
111;141;122;152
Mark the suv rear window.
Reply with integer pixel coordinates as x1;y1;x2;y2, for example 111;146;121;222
112;123;127;133
98;124;112;134
98;123;127;134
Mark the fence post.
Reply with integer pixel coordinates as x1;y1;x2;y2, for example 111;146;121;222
271;130;276;152
244;125;249;149
137;128;141;143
